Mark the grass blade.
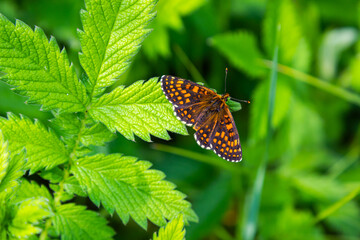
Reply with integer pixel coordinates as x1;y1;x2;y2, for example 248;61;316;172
315;185;360;222
240;25;280;240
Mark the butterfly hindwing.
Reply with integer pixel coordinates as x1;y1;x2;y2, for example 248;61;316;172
209;108;242;162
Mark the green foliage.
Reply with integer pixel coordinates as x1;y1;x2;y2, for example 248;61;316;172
8;198;52;238
0;14;89;112
153;215;186;240
0;113;68;173
71;154;197;229
143;0;206;58
1;0;360;239
53;203;115;240
0;131;25;201
211;31;265;77
89;78;187;141
0;0;197;239
78;0;157;97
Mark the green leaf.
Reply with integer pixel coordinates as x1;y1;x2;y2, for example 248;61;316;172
211;31;265;77
249;77;292;142
153;215;185;240
0;151;25;199
0;131;25;199
143;0;206;58
0;14;89;112
263;0;311;68
50;113;114;149
78;0;157;97
0;131;9;183
53;203;115;240
8;198;52;239
81;121;115;146
0;113;68;173
63;176;87;197
71;154;198;229
318;28;358;80
40;167;64;183
13;180;52;204
89;78;188;142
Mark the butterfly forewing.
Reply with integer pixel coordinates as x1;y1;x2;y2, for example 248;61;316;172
161;75;216;108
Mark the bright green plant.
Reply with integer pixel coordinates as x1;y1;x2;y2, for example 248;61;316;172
0;0;198;239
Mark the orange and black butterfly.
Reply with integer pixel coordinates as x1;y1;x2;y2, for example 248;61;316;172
161;75;243;162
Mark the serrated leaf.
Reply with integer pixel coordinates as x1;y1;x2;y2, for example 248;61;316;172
53;203;114;240
89;78;188;142
211;31;265;77
0;113;68;174
78;0;157;97
71;154;198;229
13;180;53;204
0;131;9;183
81;122;115;146
8;198;52;238
50;113;114;149
63;176;87;197
0;151;25;199
0;130;25;199
153;215;185;240
0;14;89;112
40;167;64;183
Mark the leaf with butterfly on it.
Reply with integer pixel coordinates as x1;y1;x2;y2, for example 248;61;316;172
89;78;188;142
160;75;243;162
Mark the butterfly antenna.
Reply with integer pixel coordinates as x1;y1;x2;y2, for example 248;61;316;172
224;67;228;93
230;97;251;104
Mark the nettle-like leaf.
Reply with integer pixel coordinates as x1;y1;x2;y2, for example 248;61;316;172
8;198;52;238
50;113;114;150
13;180;53;204
153;215;185;240
53;203;115;240
89;78;188;141
71;154;198;229
79;0;157;97
0;131;9;183
0;113;68;173
0;131;25;198
211;31;265;78
0;14;89;112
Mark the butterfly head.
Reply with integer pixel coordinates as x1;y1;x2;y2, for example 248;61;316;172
221;93;230;101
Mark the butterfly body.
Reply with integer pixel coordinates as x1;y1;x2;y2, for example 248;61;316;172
161;75;242;162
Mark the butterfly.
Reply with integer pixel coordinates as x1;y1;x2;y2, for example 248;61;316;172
160;75;242;162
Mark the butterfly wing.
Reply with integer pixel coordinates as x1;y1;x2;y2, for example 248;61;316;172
161;75;242;162
161;75;216;126
161;75;216;107
209;107;242;162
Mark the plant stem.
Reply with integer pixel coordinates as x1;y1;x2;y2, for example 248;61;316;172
40;111;89;239
260;59;360;107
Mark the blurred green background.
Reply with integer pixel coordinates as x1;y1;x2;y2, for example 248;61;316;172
0;0;359;239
